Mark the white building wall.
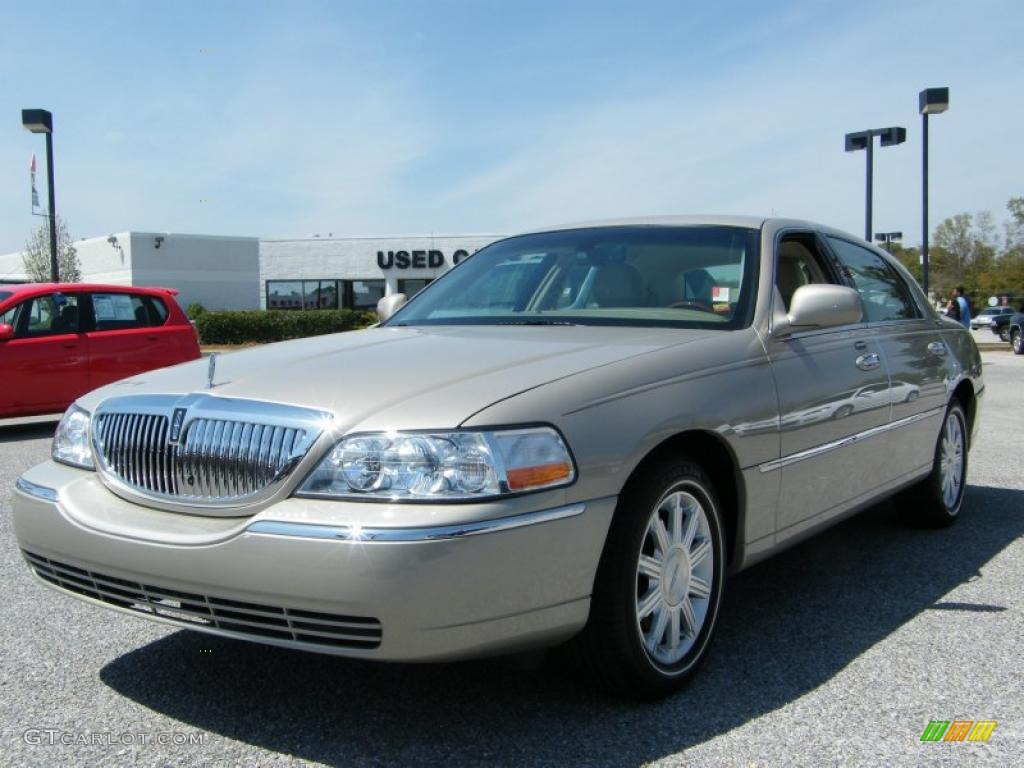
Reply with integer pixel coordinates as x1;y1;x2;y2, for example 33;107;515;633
129;233;259;310
258;234;504;308
76;233;135;284
0;232;133;284
0;249;27;282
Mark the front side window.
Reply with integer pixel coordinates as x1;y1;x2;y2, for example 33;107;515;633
775;233;838;312
826;237;920;322
389;226;759;328
13;293;82;337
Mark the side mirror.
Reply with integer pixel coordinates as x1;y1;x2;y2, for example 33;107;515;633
774;284;863;337
0;323;13;341
376;293;408;323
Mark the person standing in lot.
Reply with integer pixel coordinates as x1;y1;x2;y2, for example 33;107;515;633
954;286;972;329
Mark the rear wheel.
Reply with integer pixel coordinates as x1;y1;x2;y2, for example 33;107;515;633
573;457;726;698
1012;328;1023;355
901;401;968;527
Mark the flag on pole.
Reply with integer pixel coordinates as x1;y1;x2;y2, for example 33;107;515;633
30;153;42;214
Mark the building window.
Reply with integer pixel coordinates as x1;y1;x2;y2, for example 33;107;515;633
398;278;433;297
266;280;340;310
348;280;385;310
267;281;303;310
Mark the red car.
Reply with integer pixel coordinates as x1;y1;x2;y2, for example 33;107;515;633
0;283;200;418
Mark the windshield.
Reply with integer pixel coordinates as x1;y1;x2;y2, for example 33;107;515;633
387;225;759;329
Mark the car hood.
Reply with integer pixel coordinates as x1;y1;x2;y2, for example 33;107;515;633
78;325;718;430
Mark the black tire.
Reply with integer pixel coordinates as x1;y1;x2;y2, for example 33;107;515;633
571;457;726;698
833;404;854;419
1012;328;1023;355
900;401;968;528
998;327;1009;342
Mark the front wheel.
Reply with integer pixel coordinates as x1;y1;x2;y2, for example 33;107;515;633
1012;328;1023;355
573;457;726;698
901;401;968;528
999;327;1009;342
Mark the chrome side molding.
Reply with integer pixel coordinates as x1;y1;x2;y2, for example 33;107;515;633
246;502;587;542
759;409;941;473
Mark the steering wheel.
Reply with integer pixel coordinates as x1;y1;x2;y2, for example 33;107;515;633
668;299;717;314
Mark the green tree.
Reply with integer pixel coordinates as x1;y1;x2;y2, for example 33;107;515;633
22;215;81;283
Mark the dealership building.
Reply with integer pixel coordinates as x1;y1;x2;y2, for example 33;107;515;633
0;231;505;311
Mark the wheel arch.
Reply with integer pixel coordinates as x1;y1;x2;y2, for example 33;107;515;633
951;378;977;438
621;430;745;571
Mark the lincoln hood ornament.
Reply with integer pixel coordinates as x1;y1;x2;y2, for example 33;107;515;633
207;353;218;389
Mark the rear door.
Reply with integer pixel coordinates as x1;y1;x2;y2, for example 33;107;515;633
763;230;893;538
0;292;89;416
85;291;177;390
824;236;949;481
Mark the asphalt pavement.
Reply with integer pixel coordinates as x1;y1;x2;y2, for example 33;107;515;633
1;351;1021;767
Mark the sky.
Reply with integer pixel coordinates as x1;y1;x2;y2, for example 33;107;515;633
1;0;1022;257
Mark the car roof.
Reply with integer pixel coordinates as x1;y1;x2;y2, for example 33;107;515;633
517;214;768;235
514;215;864;241
0;283;179;299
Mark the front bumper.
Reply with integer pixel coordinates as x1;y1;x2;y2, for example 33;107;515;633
12;461;616;662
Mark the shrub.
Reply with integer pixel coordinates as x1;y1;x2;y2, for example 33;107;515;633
194;309;377;345
186;302;207;319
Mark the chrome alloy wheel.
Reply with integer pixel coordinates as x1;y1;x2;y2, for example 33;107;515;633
940;411;965;511
635;488;714;667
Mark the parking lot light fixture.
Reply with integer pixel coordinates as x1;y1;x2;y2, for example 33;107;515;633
845;127;907;242
21;108;58;282
919;87;950;296
875;232;903;252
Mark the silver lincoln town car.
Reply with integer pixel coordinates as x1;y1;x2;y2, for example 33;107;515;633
13;216;982;697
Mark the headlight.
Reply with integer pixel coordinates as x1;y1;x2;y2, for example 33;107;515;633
52;404;94;470
297;426;575;501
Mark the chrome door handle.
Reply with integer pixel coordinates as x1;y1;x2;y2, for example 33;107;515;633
927;341;947;356
855;353;881;371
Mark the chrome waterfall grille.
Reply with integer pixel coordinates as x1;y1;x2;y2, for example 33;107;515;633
91;394;329;507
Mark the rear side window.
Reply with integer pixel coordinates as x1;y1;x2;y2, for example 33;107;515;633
91;293;168;330
826;237;921;322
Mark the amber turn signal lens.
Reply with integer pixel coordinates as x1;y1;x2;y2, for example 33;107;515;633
505;462;572;491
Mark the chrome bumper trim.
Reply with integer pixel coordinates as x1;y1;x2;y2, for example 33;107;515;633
758;408;941;473
15;477;59;503
246;502;587;542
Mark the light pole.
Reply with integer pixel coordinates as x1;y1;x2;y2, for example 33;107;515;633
874;231;903;252
919;88;949;297
21;109;58;283
845;127;907;241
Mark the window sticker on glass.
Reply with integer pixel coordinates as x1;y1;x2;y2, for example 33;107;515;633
712;286;730;303
93;295;115;321
94;294;135;322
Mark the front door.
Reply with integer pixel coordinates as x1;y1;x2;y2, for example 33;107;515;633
763;232;893;538
1;292;89;416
